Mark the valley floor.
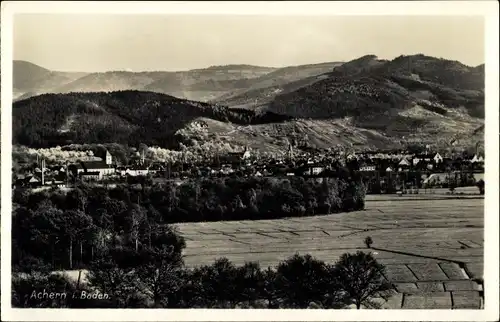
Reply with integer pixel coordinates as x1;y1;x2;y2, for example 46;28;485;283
50;196;484;309
177;197;484;309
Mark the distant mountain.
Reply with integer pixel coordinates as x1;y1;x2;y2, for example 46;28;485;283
264;54;484;147
13;60;88;99
327;54;388;77
53;71;170;94
142;65;276;101
14;61;277;102
212;61;344;108
13;55;485;152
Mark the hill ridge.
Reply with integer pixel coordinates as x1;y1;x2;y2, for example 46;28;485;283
13;54;484;152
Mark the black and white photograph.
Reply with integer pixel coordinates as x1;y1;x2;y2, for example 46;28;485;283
1;1;499;321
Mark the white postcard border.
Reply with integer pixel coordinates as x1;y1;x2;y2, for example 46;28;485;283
1;1;499;321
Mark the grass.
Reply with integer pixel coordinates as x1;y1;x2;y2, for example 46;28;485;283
176;197;484;309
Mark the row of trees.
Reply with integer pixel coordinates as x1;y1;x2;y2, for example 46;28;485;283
11;174;387;309
13;250;393;309
12;176;366;270
362;170;480;194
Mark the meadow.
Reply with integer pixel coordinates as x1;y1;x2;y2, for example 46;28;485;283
177;197;484;309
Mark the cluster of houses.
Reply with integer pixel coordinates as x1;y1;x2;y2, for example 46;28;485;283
13;146;485;190
14;151;161;189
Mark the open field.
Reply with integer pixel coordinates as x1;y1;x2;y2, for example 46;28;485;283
176;197;484;309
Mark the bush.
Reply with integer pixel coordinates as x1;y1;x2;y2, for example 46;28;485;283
364;236;373;248
476;179;485;195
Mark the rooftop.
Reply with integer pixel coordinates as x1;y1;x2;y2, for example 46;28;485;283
77;161;113;170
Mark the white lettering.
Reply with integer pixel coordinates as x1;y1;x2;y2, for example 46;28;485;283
29;289;67;300
79;290;109;300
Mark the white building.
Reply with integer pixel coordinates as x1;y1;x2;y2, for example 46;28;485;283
123;168;150;177
398;157;411;167
433;153;444;164
76;150;116;179
470;154;484;163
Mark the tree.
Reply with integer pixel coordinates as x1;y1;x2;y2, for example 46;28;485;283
136;245;184;308
449;181;456;194
476;179;485;195
364;236;373;248
143;205;161;248
126;204;146;251
66;188;88;212
103;198;128;240
12;272;76;308
14;205;63;269
61;210;93;269
261;267;279;308
91;207;112;256
333;251;394;309
194;258;240;308
275;254;340;308
87;257;138;308
235;262;265;307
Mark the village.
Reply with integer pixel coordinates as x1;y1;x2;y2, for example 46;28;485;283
12;143;485;194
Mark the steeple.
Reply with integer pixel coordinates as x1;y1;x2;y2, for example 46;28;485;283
105;150;113;165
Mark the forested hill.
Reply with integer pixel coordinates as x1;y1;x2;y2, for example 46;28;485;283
13;54;485;152
269;54;485;120
264;54;485;144
12;90;293;148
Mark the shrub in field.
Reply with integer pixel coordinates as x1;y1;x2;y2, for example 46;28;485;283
333;251;394;309
449;181;457;194
364;236;373;248
476;179;485;195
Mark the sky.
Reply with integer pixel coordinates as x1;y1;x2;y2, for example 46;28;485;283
13;14;485;72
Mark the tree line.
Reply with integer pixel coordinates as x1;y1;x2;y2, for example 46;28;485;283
13;250;393;309
12;176;366;271
11;176;385;309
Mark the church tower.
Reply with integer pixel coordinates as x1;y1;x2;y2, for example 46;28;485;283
105;150;113;165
